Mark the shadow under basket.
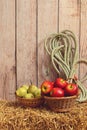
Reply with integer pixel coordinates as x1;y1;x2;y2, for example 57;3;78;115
16;95;44;108
44;95;77;112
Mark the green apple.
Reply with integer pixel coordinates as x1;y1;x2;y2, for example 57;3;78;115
24;93;34;99
28;85;38;94
21;85;29;90
34;88;41;98
16;87;27;97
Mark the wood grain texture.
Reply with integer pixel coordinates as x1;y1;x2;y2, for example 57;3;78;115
80;0;87;87
17;0;37;87
59;0;80;40
0;0;15;100
59;0;80;77
38;0;58;86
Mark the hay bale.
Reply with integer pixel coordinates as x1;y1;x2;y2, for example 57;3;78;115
0;100;87;130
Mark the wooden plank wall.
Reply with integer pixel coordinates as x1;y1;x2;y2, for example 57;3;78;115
0;0;87;100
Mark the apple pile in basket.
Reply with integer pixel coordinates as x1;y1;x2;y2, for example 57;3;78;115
15;84;44;107
41;78;78;112
16;84;41;98
41;77;79;98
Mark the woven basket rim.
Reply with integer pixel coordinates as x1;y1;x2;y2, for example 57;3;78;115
44;95;77;100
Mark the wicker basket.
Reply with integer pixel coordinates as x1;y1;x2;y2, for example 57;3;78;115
16;95;44;107
44;95;77;112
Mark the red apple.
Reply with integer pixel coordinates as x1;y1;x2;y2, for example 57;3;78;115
64;83;78;96
41;81;53;95
54;78;67;88
50;88;64;97
51;81;55;87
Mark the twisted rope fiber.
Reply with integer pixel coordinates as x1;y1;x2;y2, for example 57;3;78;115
45;30;87;102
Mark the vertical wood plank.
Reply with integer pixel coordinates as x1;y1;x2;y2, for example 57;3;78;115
38;0;58;86
59;0;80;77
59;0;80;41
0;0;15;100
80;0;87;87
17;0;36;86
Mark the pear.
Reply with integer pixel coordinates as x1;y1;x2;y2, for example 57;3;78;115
24;93;34;99
28;85;38;94
21;85;29;90
16;87;27;97
34;88;41;98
